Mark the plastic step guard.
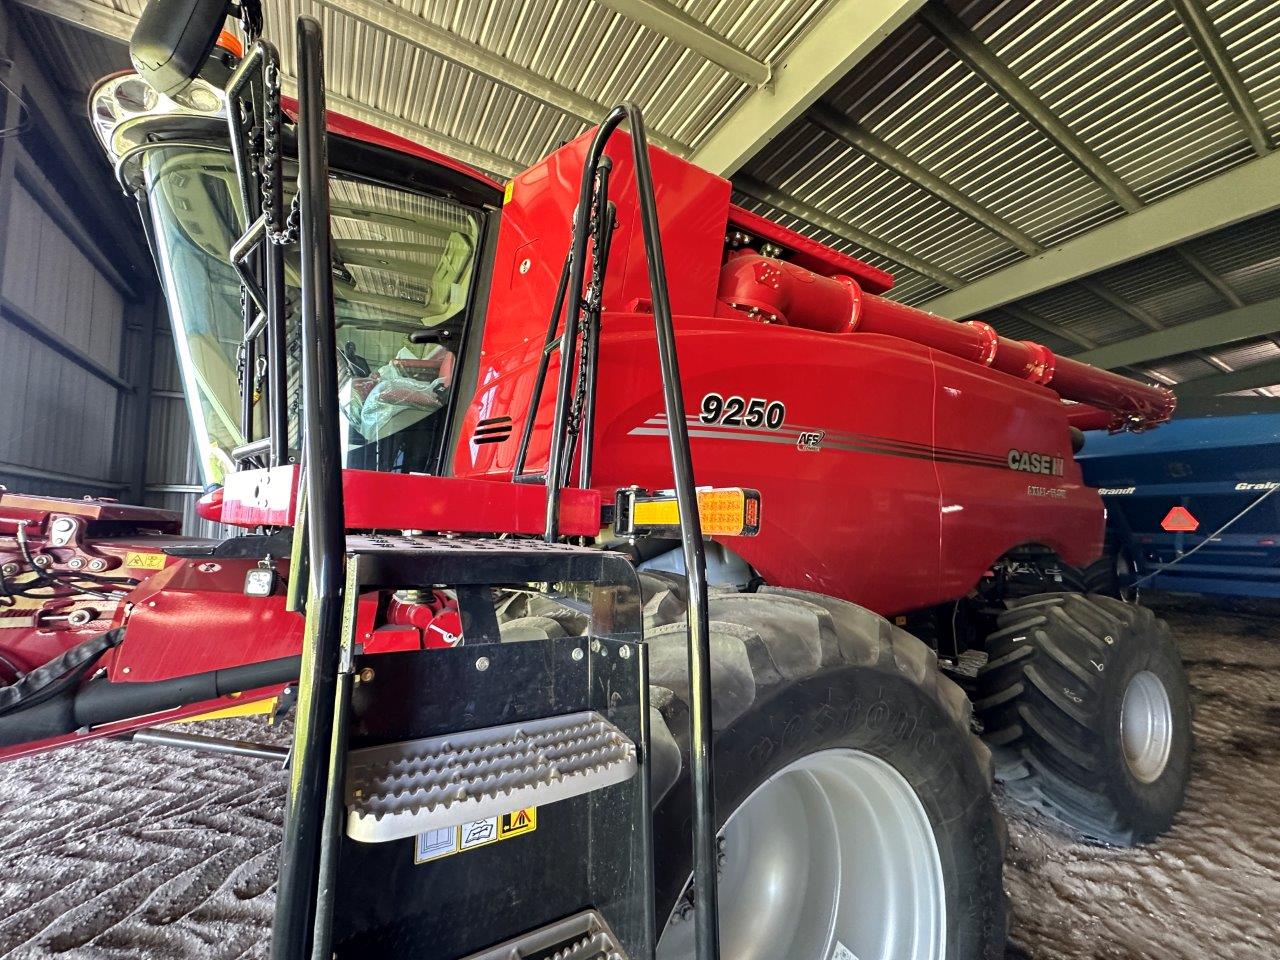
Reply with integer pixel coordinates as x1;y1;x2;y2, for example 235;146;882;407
331;635;653;960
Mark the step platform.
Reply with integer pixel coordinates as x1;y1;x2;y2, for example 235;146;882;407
345;711;638;843
329;568;652;960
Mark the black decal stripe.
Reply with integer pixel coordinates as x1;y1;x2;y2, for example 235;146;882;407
633;423;1016;473
662;413;1009;466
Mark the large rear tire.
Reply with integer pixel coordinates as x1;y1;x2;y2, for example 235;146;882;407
976;593;1191;845
640;578;1007;960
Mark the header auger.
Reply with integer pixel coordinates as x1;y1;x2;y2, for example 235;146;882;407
0;1;1192;958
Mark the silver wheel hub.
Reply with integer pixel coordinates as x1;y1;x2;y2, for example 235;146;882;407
1120;670;1173;783
658;749;946;960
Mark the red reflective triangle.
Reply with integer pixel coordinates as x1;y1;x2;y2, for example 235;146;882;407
1161;506;1199;532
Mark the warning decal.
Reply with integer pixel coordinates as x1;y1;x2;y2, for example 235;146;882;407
414;807;537;864
499;807;536;838
125;551;166;571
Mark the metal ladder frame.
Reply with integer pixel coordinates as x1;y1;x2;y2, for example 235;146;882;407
256;16;721;960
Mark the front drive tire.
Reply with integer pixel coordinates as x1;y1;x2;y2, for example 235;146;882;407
641;580;1007;960
976;593;1191;845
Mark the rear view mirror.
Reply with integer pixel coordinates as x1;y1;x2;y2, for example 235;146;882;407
130;0;233;95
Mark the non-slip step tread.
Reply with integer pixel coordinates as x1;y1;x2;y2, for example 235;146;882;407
345;711;637;843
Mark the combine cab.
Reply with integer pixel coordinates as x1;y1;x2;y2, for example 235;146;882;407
0;1;1194;958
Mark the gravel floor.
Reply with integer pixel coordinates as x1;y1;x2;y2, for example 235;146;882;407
0;594;1277;958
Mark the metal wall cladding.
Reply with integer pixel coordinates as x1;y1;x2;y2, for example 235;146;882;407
0;182;125;490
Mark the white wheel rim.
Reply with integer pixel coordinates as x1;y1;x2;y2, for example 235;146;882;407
1120;670;1173;783
657;749;947;960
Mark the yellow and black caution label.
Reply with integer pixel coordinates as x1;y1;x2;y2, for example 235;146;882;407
125;551;166;571
498;807;536;839
414;807;538;864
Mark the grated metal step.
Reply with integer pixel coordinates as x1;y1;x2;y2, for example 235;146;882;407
460;910;628;960
345;711;638;843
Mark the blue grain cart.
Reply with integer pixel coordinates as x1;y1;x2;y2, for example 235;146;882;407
1077;413;1280;599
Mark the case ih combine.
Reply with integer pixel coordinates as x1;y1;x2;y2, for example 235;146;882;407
0;2;1192;958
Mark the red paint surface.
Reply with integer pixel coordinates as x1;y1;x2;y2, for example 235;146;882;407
220;466;601;537
109;559;305;682
453;133;1119;614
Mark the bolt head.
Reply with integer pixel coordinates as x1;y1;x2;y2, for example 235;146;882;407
88;558;108;572
618;645;632;660
475;656;490;672
571;647;585;662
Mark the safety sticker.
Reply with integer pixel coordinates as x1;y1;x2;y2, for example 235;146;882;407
414;807;537;864
830;943;858;960
503;180;514;205
499;806;537;838
125;551;166;571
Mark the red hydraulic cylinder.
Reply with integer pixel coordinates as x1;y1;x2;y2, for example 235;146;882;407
717;254;1175;430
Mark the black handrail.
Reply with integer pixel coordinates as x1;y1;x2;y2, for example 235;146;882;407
270;17;346;960
542;105;720;960
511;254;571;482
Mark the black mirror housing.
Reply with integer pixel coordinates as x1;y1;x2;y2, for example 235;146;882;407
130;0;233;95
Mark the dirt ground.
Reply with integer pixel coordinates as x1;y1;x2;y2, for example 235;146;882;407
0;594;1277;959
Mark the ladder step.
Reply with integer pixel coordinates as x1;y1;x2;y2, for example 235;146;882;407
345;711;638;843
460;909;628;960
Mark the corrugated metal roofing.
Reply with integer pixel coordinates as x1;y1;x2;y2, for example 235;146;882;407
976;0;1258;201
17;0;1280;400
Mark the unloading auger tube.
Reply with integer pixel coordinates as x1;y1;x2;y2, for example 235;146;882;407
717;254;1175;431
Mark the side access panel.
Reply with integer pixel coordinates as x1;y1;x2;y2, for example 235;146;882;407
459;317;945;615
331;636;653;960
932;349;1103;594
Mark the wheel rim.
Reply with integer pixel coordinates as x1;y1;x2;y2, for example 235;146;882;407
1116;551;1140;603
1120;670;1173;783
657;749;946;960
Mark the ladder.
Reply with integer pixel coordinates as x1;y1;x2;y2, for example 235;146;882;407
267;15;720;960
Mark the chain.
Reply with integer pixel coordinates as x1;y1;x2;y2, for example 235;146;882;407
565;195;608;438
260;59;299;246
236;285;250;392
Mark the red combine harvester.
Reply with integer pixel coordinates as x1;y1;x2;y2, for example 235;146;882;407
0;2;1190;959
